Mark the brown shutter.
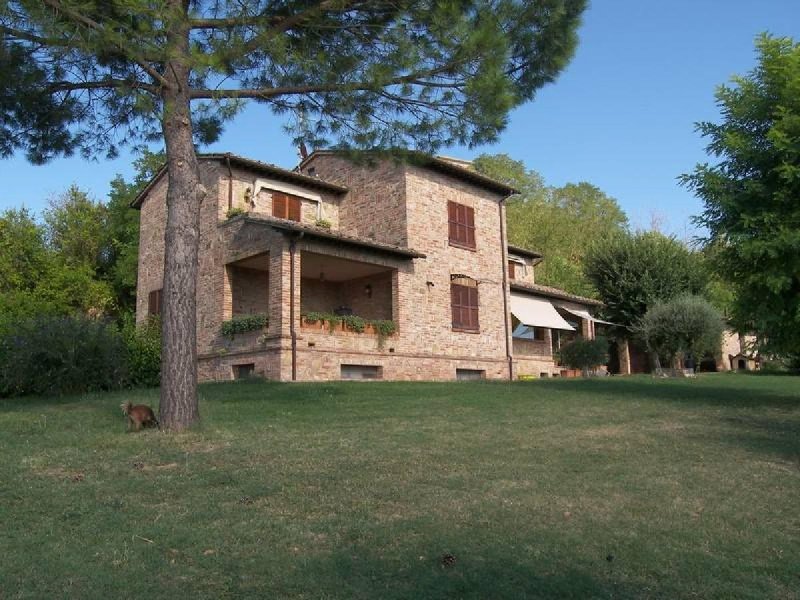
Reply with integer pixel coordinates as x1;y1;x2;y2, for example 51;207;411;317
451;282;479;331
148;289;162;316
465;206;475;248
287;195;301;222
508;261;515;280
272;193;288;219
447;202;476;249
468;287;479;329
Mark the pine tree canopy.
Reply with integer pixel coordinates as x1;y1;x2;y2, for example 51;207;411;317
1;0;586;163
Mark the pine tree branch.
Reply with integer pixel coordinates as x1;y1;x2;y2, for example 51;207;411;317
40;0;171;90
48;79;158;94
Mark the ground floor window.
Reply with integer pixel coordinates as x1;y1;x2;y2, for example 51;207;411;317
234;363;255;379
456;368;485;381
341;364;382;380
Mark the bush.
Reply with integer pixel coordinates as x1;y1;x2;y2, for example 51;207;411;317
120;313;161;388
558;336;609;376
225;206;246;220
0;315;128;397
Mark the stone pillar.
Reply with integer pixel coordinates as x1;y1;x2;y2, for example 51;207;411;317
618;337;631;375
581;318;592;339
222;265;233;321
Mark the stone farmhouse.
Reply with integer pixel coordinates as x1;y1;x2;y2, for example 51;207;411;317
134;151;607;381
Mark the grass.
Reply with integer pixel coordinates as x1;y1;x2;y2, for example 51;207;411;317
1;374;798;599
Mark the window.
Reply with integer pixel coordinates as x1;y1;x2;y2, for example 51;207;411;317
234;363;255;379
272;192;302;221
448;201;475;249
148;289;162;317
451;282;479;331
508;260;516;280
512;322;545;341
341;364;382;380
456;368;485;381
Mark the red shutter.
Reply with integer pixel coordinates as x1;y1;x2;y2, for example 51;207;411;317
272;193;288;219
287;195;301;222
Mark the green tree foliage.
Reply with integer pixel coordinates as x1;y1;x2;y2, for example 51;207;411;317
0;207;112;333
2;0;587;429
473;154;628;296
637;294;725;370
558;336;609;376
681;34;800;355
43;185;107;268
584;231;706;328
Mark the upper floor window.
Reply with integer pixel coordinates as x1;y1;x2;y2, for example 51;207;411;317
448;201;475;250
272;192;302;222
451;281;479;332
148;289;162;317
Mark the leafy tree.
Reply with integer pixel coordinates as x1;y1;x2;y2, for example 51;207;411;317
584;231;706;328
0;207;49;294
637;294;724;371
2;0;586;430
681;34;800;356
43;185;107;268
474;154;628;296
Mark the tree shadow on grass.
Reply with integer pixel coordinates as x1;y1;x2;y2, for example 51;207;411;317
716;414;800;464
537;376;799;410
235;547;654;600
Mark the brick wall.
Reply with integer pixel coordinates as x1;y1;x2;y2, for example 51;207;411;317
299;155;407;246
229;266;269;316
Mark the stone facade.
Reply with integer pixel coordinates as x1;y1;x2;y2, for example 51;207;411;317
135;153;601;382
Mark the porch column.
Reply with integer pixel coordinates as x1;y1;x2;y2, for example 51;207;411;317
268;237;291;337
222;265;233;321
618;337;632;375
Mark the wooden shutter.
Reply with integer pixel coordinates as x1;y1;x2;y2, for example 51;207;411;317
148;289;162;316
272;192;288;219
447;201;476;249
272;192;302;222
508;260;516;280
287;195;301;222
464;205;475;248
451;282;479;331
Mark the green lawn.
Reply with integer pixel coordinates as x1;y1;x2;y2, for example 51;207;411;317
1;375;798;599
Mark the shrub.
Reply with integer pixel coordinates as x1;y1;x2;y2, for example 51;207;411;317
120;313;161;388
0;315;128;397
314;218;332;229
225;206;246;220
221;313;268;337
558;336;609;376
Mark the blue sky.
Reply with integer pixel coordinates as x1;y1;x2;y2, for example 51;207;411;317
2;0;798;238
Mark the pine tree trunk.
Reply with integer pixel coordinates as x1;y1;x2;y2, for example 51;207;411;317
158;4;203;431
